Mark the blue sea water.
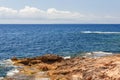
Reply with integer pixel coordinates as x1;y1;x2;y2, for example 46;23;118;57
0;24;120;77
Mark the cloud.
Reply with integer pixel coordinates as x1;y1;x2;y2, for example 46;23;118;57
0;7;17;18
0;6;119;23
0;6;85;20
103;15;120;19
19;6;45;18
46;8;84;19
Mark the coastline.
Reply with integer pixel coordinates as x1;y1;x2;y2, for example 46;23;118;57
3;53;120;80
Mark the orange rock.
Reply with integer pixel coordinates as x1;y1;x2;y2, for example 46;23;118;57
10;54;120;80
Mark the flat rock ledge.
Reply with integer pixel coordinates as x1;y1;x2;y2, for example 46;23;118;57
4;54;120;80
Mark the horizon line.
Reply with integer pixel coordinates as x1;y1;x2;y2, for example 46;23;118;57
0;23;120;25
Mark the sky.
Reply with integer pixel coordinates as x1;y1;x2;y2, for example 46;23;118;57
0;0;120;24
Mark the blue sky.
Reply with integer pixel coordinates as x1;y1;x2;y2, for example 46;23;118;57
0;0;120;24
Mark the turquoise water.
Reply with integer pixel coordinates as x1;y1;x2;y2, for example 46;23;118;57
0;24;120;77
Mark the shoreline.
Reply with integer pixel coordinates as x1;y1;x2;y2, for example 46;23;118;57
0;51;112;78
2;53;120;80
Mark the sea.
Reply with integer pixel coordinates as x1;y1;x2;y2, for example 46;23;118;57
0;24;120;77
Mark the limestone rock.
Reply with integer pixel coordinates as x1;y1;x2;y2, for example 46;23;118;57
10;54;120;80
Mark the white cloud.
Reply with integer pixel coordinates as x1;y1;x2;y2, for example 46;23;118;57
0;6;85;19
19;6;45;18
46;8;85;19
0;7;17;18
103;15;120;19
0;6;119;23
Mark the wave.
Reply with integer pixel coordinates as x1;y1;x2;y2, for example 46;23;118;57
84;51;113;58
0;59;19;77
0;59;14;67
0;77;4;79
6;69;19;77
81;31;120;34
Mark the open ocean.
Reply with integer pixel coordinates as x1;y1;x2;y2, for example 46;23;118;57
0;24;120;77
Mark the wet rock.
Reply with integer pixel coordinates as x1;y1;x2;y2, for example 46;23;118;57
40;54;63;63
12;54;63;66
5;74;34;80
29;60;42;65
11;57;18;61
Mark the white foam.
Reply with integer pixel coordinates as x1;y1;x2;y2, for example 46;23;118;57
81;31;120;34
0;59;19;77
63;56;71;59
85;51;113;58
0;77;4;80
6;69;19;77
0;59;14;67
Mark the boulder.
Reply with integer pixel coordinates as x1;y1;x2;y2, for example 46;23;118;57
40;54;63;63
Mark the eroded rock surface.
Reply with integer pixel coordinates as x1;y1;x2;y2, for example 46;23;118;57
8;54;120;80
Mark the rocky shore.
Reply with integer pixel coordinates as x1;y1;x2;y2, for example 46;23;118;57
4;54;120;80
